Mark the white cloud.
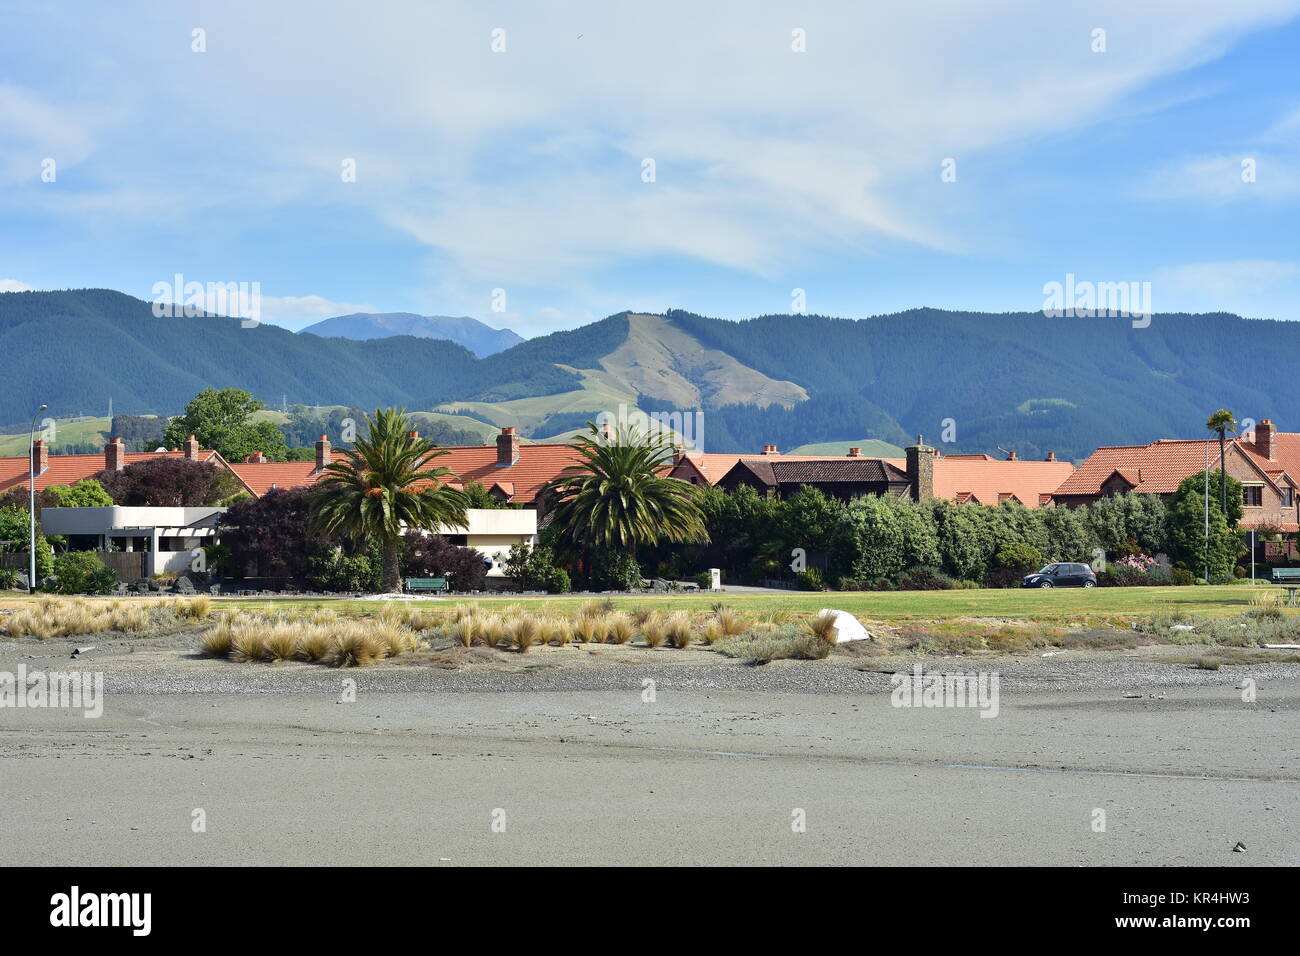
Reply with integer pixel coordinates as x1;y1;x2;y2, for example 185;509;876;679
0;279;37;293
1139;153;1300;202
1154;259;1300;317
257;294;379;331
5;0;1300;290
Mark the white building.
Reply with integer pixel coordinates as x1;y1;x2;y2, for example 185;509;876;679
40;506;537;578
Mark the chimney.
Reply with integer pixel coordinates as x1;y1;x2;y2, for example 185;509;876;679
408;430;419;440
104;437;125;472
1006;450;1018;461
761;444;779;455
905;435;934;502
1257;419;1276;461
847;447;861;457
496;426;519;467
32;439;49;476
245;452;266;464
315;434;332;470
184;434;201;461
1045;452;1057;462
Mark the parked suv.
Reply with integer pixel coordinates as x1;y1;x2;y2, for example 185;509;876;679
1021;562;1097;588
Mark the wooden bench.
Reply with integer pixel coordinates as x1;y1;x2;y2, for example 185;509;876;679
404;577;448;594
1273;568;1300;606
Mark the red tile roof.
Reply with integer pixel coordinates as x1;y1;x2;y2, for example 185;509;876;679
0;448;223;494
1052;438;1279;497
228;443;585;503
883;457;1075;509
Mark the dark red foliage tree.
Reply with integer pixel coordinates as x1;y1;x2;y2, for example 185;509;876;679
93;458;222;507
402;532;489;592
218;487;322;582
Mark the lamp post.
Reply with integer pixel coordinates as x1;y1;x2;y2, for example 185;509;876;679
29;405;47;594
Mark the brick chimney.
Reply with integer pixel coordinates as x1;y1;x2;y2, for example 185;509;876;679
905;435;934;502
847;447;861;457
184;434;201;461
761;443;779;455
315;434;332;470
32;439;49;476
1257;419;1276;461
245;452;266;464
407;430;420;440
104;437;125;472
496;426;519;467
1045;452;1057;462
1006;450;1018;461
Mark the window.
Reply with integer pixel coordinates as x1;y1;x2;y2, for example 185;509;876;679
1243;486;1263;507
1285;488;1295;508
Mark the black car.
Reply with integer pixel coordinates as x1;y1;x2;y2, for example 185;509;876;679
1021;562;1097;588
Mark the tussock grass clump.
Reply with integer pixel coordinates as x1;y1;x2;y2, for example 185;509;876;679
715;606;746;637
3;597;158;639
230;626;271;663
264;626;299;662
665;611;693;649
642;616;666;648
546;618;573;646
574;615;601;643
1196;656;1222;670
477;616;505;649
332;626;385;668
199;625;234;658
807;610;839;646
510;616;539;653
605;612;634;645
173;596;212;622
579;598;616;619
297;627;336;663
701;620;725;645
1249;591;1284;620
451;616;477;648
718;625;830;662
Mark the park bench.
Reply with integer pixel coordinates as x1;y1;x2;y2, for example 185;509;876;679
1272;567;1300;606
404;577;449;594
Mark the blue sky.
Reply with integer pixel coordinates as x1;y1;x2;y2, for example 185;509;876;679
2;0;1299;335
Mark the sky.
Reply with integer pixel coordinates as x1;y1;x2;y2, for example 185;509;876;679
2;0;1299;335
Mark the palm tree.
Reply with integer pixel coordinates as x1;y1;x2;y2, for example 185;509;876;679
309;408;468;592
1205;409;1237;518
543;422;709;574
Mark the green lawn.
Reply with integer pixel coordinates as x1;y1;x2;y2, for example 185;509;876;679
201;584;1274;625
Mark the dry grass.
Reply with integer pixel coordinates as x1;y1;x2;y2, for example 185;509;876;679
807;610;839;646
198;610;422;667
3;597;162;638
665;611;693;649
605;612;634;645
510;615;539;653
451;616;477;648
642;616;666;648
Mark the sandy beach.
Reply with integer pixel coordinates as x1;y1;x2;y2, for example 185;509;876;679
3;632;1298;866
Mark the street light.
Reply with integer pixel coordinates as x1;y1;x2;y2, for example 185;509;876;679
29;405;47;594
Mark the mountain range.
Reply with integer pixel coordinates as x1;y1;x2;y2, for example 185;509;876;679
5;287;1299;461
299;312;524;357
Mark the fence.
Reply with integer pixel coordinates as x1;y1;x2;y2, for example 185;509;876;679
0;551;146;581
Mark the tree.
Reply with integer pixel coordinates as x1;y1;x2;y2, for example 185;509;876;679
1205;409;1237;519
219;487;319;583
1167;472;1242;581
309;408;468;592
94;458;225;506
45;479;114;508
162;388;288;462
402;532;490;592
542;423;709;569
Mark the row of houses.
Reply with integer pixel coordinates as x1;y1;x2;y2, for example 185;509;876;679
5;419;1298;578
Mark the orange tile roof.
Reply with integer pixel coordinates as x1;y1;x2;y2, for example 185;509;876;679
228;444;585;503
882;457;1075;509
226;461;326;496
1052;437;1290;498
0;449;223;494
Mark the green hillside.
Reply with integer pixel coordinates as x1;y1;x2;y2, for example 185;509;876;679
787;438;905;457
8;289;1300;460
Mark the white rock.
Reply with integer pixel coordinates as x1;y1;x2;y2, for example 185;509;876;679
816;608;871;644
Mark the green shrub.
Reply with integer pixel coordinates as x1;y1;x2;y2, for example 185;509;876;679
795;568;828;591
49;551;116;594
504;543;572;593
